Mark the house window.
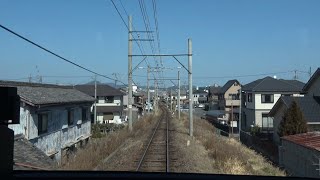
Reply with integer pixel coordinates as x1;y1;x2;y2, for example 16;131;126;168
105;96;114;103
262;113;273;131
261;94;274;103
68;109;74;125
82;107;88;121
38;113;48;135
248;93;252;102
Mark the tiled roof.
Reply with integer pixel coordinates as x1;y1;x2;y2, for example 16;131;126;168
193;90;208;94
0;81;95;106
209;86;221;94
282;132;320;151
279;96;320;123
73;84;125;97
219;80;240;94
13;134;56;170
242;76;304;92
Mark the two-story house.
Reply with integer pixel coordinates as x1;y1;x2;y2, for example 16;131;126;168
218;80;241;120
241;76;304;133
269;68;320;145
2;81;94;164
73;84;125;124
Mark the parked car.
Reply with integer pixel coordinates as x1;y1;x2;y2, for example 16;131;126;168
198;104;205;108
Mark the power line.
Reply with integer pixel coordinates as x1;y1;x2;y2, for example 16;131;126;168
110;0;157;80
0;24;125;85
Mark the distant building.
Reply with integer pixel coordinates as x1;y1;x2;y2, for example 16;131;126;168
193;89;208;105
2;81;94;164
218;80;241;121
208;85;221;110
73;84;125;124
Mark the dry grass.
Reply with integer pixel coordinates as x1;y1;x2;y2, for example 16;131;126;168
179;113;285;176
60;114;156;170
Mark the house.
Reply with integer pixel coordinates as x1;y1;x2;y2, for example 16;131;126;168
218;80;241;120
279;132;320;178
2;81;94;164
169;89;187;110
13;134;57;170
73;84;125;124
269;96;320;144
241;76;304;133
208;85;221;110
269;68;320;144
193;89;208;105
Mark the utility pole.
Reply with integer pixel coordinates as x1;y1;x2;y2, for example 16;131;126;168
178;70;181;120
170;88;172;112
28;74;32;83
239;86;242;141
147;66;150;113
231;100;233;138
188;38;193;137
94;75;97;124
294;69;298;80
309;67;312;78
154;80;157;113
128;15;133;131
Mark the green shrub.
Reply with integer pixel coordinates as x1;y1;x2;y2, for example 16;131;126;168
250;125;261;136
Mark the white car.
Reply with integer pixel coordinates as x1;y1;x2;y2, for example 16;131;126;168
198;104;205;108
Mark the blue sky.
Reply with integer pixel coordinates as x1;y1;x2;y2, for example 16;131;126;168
0;0;319;87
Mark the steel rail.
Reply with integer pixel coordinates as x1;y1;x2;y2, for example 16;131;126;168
136;106;164;172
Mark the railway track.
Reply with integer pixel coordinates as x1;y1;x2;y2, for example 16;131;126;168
136;104;170;172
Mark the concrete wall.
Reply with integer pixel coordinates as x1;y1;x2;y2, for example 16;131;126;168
280;140;320;178
97;112;121;124
254;93;281;110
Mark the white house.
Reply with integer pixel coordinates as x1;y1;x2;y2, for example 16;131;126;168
73;84;125;124
2;81;94;164
241;76;304;132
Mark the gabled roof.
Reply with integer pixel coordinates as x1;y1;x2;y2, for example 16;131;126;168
0;81;95;106
302;68;320;93
193;90;208;95
281;132;320;152
209;86;221;95
269;96;320;123
14;134;57;170
219;80;240;94
242;76;304;92
73;84;125;97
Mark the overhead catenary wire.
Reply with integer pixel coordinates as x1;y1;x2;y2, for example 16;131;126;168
0;24;125;85
110;0;158;80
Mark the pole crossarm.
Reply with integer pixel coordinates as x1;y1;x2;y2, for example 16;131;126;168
170;80;177;87
172;56;191;74
130;31;154;33
130;54;189;57
129;39;154;41
151;78;178;81
132;56;148;73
